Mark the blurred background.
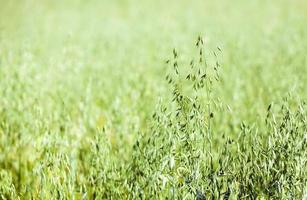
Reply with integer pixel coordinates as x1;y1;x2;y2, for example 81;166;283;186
1;0;306;131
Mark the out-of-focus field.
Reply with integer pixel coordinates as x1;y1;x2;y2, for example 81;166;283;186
0;0;306;199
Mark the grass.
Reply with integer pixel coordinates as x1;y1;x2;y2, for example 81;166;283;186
0;0;306;199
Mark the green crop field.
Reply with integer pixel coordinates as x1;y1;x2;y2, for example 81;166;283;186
0;0;306;199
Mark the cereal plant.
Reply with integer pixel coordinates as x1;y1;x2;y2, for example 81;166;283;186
0;0;306;199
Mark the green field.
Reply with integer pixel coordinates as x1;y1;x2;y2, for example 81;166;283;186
0;0;306;199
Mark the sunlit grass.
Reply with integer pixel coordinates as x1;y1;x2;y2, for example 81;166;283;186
0;0;306;199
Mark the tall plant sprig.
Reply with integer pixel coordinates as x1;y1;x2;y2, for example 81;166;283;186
129;36;223;199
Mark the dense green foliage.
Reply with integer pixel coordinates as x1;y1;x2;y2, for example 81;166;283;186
0;0;306;199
